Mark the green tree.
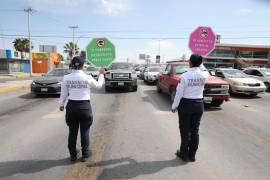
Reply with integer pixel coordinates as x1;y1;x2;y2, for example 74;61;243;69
13;38;32;59
63;42;79;58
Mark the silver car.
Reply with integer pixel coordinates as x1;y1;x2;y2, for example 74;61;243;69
243;68;270;92
215;68;266;96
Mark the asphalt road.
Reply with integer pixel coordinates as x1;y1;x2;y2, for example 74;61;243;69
0;80;270;180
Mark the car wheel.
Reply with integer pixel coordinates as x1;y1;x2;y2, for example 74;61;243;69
156;81;162;93
265;82;270;92
170;87;176;103
229;86;235;95
105;86;111;92
132;85;138;92
249;93;258;97
211;100;224;107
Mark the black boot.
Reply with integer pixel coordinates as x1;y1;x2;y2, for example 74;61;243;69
81;151;92;162
189;152;196;162
175;150;189;162
70;149;79;162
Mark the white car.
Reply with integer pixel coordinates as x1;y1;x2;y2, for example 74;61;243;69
215;68;266;96
144;66;161;84
243;68;270;92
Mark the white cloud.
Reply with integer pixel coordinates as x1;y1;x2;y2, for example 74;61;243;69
96;0;131;15
238;8;252;15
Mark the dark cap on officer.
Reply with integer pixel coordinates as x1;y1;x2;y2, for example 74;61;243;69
70;56;85;70
189;54;203;67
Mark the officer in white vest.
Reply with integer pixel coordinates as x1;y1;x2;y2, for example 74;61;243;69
59;56;105;162
172;54;209;162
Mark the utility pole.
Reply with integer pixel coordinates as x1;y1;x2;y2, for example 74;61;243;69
69;25;78;58
24;7;35;76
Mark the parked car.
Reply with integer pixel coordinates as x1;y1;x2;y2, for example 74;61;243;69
143;66;161;84
243;68;270;92
85;66;99;80
215;68;266;96
31;68;71;95
105;62;137;92
156;61;230;107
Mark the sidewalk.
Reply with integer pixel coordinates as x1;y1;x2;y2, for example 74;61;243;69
0;73;42;79
0;80;32;94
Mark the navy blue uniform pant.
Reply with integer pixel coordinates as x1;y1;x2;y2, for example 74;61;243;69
65;100;93;157
177;98;204;157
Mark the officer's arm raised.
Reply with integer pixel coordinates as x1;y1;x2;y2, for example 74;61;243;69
88;74;104;89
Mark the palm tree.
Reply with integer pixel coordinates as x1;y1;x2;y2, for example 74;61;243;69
63;42;79;58
13;38;32;59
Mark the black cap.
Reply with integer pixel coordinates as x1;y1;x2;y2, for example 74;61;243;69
189;54;203;67
70;56;85;70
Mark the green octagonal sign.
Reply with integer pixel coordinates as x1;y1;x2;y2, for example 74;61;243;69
86;38;116;67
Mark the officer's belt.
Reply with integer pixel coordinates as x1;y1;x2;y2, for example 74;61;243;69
68;100;90;103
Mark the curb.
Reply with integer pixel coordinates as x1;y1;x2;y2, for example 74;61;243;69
0;85;29;94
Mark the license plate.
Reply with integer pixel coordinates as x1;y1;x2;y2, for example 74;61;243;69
118;82;124;86
41;88;48;92
204;97;213;102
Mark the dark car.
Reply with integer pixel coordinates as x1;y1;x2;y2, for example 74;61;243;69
105;62;137;92
31;68;71;95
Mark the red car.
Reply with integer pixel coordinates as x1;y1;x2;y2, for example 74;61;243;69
156;61;230;107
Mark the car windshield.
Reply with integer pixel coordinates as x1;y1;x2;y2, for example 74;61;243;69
108;63;132;70
222;69;248;78
86;67;99;71
260;69;270;76
46;69;71;76
149;67;161;72
173;64;189;74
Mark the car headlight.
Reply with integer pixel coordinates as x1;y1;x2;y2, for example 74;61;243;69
221;84;229;90
32;82;36;85
57;82;62;85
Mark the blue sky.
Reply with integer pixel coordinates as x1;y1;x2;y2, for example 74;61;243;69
0;0;270;63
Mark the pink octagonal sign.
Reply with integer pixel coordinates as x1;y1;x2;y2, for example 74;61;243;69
189;26;216;56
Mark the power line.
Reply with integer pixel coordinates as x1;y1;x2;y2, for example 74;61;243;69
2;33;270;40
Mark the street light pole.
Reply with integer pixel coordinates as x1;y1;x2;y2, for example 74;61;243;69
24;7;35;76
69;25;78;58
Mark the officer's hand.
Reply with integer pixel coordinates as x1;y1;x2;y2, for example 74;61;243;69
171;109;177;113
59;106;64;111
99;68;106;75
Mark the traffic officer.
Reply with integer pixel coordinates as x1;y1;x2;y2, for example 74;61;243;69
171;54;209;162
59;56;105;162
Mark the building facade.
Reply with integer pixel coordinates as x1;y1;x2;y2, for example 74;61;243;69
0;49;63;74
204;44;270;69
0;49;30;74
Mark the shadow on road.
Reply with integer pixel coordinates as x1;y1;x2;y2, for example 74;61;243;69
19;93;59;99
230;94;262;99
0;158;71;178
92;86;136;95
142;90;171;111
87;157;186;180
204;106;222;112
